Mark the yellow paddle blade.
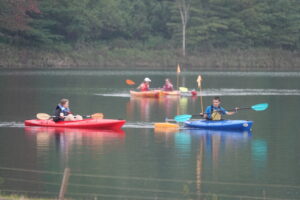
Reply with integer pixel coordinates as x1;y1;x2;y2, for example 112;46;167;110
179;87;188;92
154;123;180;129
197;75;202;88
36;113;51;120
126;79;135;85
177;64;181;74
90;113;104;119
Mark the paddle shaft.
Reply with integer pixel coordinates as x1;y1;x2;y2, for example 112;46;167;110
197;75;204;113
56;114;94;118
199;85;204;113
166;118;202;122
169;107;247;122
37;113;102;120
173;103;267;122
191;106;250;118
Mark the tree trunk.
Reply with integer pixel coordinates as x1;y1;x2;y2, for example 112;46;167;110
177;0;191;57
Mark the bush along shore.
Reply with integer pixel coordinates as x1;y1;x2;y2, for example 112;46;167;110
1;44;299;71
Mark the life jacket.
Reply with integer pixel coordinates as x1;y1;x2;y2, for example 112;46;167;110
140;83;149;91
209;105;222;121
53;104;72;122
163;83;173;91
57;104;71;116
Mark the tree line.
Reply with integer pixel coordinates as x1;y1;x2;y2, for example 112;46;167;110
1;0;299;55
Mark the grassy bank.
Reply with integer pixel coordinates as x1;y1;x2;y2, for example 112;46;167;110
0;44;299;70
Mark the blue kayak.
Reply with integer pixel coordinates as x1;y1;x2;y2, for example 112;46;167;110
185;120;253;131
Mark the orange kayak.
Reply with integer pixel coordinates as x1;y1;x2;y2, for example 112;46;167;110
130;90;196;98
130;90;160;98
159;90;181;96
130;90;181;98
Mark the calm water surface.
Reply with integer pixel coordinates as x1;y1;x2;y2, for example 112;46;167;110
0;69;300;200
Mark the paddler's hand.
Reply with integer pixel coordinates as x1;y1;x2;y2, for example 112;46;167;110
234;107;239;112
199;113;204;116
60;113;65;118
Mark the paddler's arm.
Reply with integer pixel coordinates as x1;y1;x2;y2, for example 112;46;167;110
225;107;239;115
53;109;65;121
202;106;211;119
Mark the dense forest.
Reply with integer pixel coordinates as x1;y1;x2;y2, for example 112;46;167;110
0;0;300;69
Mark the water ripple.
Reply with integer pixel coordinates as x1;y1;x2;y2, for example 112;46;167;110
94;88;300;97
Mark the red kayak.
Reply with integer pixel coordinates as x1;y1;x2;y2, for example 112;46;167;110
24;118;126;130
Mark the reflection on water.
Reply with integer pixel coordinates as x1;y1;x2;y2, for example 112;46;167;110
252;139;268;169
126;96;195;122
155;129;275;200
25;127;125;163
126;97;156;121
154;129;256;197
174;132;192;157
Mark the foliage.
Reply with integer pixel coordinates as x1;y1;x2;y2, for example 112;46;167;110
0;0;299;51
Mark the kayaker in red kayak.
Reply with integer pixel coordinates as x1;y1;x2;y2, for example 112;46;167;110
202;97;238;120
162;78;174;91
53;98;83;122
137;77;151;91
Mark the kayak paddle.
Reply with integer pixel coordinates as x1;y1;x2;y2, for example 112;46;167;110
36;113;104;120
176;64;181;89
248;103;269;111
126;79;136;85
197;75;204;114
36;113;53;120
173;103;269;122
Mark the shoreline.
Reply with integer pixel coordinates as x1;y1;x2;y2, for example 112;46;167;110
1;44;299;71
1;66;300;72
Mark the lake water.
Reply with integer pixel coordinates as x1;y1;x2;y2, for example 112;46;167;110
0;69;300;200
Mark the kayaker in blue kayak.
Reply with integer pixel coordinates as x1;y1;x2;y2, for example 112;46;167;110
203;97;238;120
53;98;83;122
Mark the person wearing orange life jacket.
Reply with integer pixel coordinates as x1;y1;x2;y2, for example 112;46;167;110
202;97;238;120
162;78;174;91
137;77;151;91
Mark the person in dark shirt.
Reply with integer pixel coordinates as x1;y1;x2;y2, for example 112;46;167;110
53;98;83;122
